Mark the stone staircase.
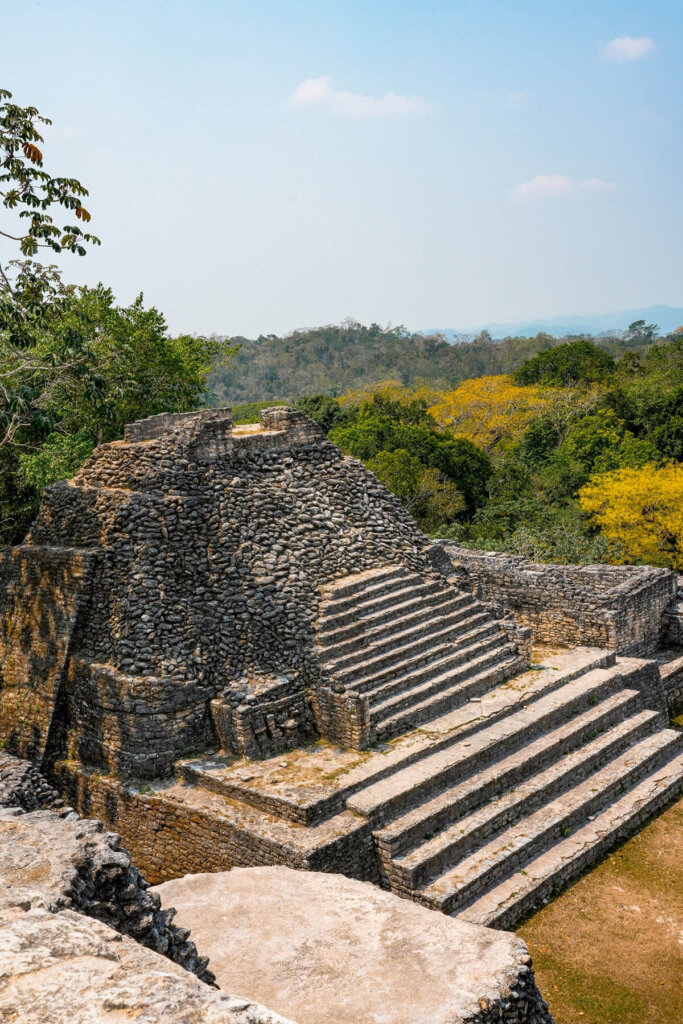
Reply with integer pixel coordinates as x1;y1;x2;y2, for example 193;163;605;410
316;566;527;742
344;650;683;928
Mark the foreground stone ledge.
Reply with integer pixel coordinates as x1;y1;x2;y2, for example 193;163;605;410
156;866;554;1024
0;894;294;1024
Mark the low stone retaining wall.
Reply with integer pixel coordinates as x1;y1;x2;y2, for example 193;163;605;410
439;545;677;656
53;761;379;887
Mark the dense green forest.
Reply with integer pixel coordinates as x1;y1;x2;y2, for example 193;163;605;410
213;319;664;404
231;333;683;569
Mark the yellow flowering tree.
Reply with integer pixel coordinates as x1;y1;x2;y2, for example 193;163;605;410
578;463;683;569
427;376;558;450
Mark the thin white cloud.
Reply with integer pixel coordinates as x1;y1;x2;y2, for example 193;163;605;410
510;174;616;203
602;36;655;61
506;91;529;110
290;76;431;118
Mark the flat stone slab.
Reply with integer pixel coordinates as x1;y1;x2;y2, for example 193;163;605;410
155;866;552;1024
0;891;292;1024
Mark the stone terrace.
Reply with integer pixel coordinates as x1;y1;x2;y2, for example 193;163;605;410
60;646;683;930
2;406;682;932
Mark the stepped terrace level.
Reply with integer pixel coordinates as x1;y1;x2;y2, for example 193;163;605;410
0;406;527;777
2;406;682;929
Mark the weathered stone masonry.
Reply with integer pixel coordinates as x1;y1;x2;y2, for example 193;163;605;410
439;544;677;657
2;406;460;777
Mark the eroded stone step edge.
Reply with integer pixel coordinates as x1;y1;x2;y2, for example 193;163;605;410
329;649;619;812
376;689;658;859
317;580;454;633
319;570;423;616
323;603;496;676
332;617;501;686
456;750;683;930
316;591;477;655
317;579;472;638
355;632;511;702
372;655;527;743
320;565;410;603
422;728;683;913
346;664;632;824
368;640;518;716
393;704;662;889
342;626;506;696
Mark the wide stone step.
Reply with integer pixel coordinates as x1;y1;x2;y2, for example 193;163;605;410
373;655;527;744
421;728;683;914
356;632;511;700
318;568;417;619
457;747;683;929
318;578;449;634
393;703;662;890
369;639;517;716
372;654;525;742
375;688;652;860
317;590;476;656
346;664;628;825
321;566;409;604
332;616;501;686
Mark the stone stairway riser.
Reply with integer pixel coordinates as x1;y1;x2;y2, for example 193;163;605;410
373;656;526;741
472;770;683;930
392;703;663;889
357;669;631;826
323;608;495;677
318;572;423;620
321;567;409;603
376;694;660;862
431;735;683;913
318;580;449;633
334;619;502;687
344;631;507;697
370;642;517;717
317;593;477;657
317;589;475;648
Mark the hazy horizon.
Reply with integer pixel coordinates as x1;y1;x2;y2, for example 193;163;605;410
2;0;682;337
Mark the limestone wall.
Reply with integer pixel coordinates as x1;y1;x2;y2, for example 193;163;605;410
439;544;677;656
54;761;379;887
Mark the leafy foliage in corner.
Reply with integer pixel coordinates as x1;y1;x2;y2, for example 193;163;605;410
0;88;235;543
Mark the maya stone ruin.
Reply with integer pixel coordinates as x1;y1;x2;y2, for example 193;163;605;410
0;404;682;1018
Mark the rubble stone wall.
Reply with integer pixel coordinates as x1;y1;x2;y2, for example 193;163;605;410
439;544;677;656
54;761;379;887
0;753;213;982
0;546;96;765
5;407;437;775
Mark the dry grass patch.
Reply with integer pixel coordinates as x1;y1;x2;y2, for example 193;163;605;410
519;797;683;1024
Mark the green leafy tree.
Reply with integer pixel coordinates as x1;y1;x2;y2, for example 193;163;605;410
514;340;615;388
330;393;492;511
295;394;346;432
366;449;465;532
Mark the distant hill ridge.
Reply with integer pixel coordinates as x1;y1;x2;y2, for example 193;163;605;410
426;304;683;341
211;316;678;405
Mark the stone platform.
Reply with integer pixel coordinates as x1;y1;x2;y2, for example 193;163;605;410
155;866;553;1024
57;646;683;930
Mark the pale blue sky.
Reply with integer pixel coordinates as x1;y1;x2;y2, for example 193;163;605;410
1;0;681;336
